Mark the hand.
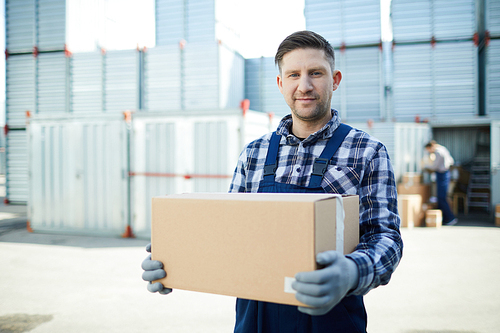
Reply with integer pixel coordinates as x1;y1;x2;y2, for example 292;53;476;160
292;251;359;316
141;243;172;295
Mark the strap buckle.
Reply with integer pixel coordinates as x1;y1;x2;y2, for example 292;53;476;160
311;158;330;176
264;163;277;176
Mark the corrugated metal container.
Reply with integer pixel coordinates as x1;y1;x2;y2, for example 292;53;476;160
130;109;272;238
28;114;128;236
104;49;140;113
156;0;185;45
433;41;477;118
218;43;245;110
491;121;500;207
143;45;182;111
392;41;478;121
183;42;219;109
347;121;432;182
37;0;66;51
486;0;500;38
392;0;476;43
37;52;69;114
432;126;489;165
244;57;289;117
70;51;105;113
6;54;36;128
433;0;476;41
305;0;381;47
391;0;432;43
486;38;500;116
5;0;36;53
186;0;216;43
6;129;29;203
304;0;343;47
332;46;384;122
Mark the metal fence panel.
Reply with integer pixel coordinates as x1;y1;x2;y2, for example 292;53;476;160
37;0;66;51
104;50;140;112
486;38;500;116
143;45;182;111
70;52;105;113
6;54;36;128
5;0;36;53
6;130;29;203
37;52;68;114
28;114;128;236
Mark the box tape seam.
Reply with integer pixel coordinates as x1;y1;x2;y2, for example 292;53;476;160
336;196;344;254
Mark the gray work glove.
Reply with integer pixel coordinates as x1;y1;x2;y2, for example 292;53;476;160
292;251;359;316
141;243;172;295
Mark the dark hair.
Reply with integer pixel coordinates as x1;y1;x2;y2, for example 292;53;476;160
425;140;437;148
275;30;335;73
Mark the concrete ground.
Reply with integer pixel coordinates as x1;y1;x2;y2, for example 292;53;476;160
0;185;499;332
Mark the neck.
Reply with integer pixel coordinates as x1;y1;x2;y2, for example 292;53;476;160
290;111;333;139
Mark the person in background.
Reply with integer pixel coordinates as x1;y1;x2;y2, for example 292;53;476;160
142;30;403;332
425;140;457;226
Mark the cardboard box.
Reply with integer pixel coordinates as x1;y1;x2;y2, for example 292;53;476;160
401;172;423;186
397;184;432;205
151;193;359;307
496;204;500;227
425;209;442;228
398;194;423;228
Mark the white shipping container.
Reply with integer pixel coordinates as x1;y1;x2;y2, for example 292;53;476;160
5;0;36;53
28;114;129;236
6;129;29;203
486;39;500;117
130;109;272;238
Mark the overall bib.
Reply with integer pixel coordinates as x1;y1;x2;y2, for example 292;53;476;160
234;124;367;333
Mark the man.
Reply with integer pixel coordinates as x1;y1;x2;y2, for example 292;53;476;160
142;31;403;332
425;140;457;225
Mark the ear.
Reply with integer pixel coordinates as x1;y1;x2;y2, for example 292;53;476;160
332;70;342;91
277;74;284;94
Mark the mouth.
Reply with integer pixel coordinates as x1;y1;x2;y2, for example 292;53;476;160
295;96;317;103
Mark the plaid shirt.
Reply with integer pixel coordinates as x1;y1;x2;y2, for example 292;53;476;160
229;110;403;296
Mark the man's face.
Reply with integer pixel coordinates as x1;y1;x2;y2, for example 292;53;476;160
277;48;341;123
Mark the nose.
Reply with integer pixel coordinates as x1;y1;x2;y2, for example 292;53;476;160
297;75;313;93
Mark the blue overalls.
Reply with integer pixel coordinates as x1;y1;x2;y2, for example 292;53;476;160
234;124;367;333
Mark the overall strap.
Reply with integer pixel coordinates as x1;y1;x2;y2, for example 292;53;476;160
263;131;281;182
309;123;352;188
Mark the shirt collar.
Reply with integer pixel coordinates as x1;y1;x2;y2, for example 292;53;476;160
276;109;342;145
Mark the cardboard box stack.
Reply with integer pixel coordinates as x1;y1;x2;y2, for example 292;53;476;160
496;204;500;227
425;209;442;228
151;193;359;306
397;172;432;227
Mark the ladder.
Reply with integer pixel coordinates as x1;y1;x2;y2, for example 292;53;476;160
466;156;490;213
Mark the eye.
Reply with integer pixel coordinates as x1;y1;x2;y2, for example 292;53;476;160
311;71;322;76
289;73;299;78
